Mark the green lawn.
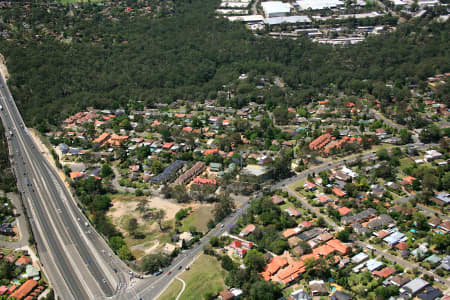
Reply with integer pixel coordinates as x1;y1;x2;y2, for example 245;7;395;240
399;157;414;170
180;206;214;234
159;279;183;300
158;254;228;300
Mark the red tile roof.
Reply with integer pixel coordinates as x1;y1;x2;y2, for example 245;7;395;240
69;171;83;180
9;280;38;300
326;239;350;255
204;148;219;156
373;267;395;278
338;207;352;216
192;177;217;185
313;244;335;257
332;188;346;197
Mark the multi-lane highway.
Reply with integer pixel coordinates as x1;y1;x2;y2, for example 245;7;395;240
0;65;441;300
0;73;127;300
0;69;252;300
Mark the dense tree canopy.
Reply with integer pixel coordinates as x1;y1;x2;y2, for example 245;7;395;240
0;0;448;129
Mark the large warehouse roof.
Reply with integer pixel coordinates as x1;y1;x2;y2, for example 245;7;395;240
264;15;311;25
261;1;291;15
296;0;344;10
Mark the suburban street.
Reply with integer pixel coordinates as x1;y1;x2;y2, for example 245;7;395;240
0;65;447;299
0;73;127;300
355;240;450;287
0;68;252;300
127;200;251;300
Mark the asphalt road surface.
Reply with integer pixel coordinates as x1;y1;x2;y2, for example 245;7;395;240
0;73;126;300
0;70;251;300
0;68;443;299
126;200;251;300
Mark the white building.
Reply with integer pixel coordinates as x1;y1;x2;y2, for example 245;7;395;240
261;1;291;18
341;166;358;178
296;0;343;10
264;15;311;25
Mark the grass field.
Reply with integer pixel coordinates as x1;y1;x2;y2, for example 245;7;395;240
399;157;414;170
158;254;227;300
180;205;214;234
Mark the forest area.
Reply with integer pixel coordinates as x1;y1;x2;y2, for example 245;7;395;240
0;0;448;130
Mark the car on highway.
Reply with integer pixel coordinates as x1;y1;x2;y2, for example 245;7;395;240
178;265;182;270
167;271;172;275
153;270;163;276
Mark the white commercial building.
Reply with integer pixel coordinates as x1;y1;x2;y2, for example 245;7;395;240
227;14;265;22
264;15;311;25
261;1;292;18
296;0;343;10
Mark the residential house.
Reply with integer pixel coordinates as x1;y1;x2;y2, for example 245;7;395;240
175;162;206;185
290;289;312;300
424;150;442;162
239;224;256;237
304;180;317;191
425;254;442;266
365;259;383;272
151;160;187;184
395;241;408;251
367;214;394;230
370;184;385;198
317;194;331;204
440;255;450;271
229;240;253;258
428;216;441;228
401;278;430;296
338;207;352;216
284;207;301;218
209;162;222;172
326;239;351;255
69;171;83;180
411;243;429;259
15;256;31;267
192;177;217;185
417;287;443;300
309;280;328;296
272;259;306;285
400;176;416;186
9;279;38;300
432;193;450;206
260;256;288;281
218;288;243;300
332;188;346;197
373;266;395;278
351;252;368;264
283;227;301;239
271;195;285;205
331;291;351;300
389;275;410;287
384;232;407;246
